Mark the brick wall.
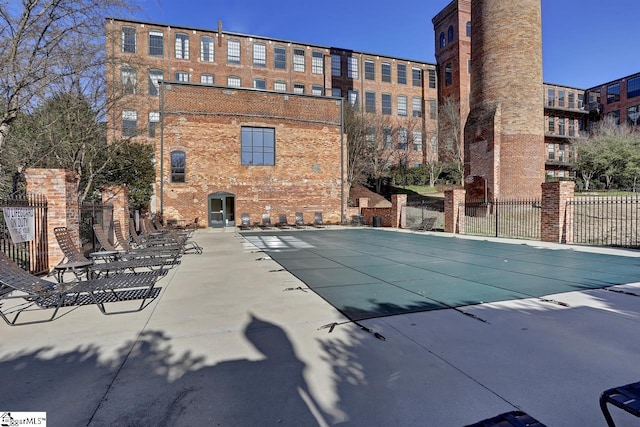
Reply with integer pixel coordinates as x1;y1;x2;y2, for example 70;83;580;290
541;181;574;243
102;186;130;238
445;188;466;233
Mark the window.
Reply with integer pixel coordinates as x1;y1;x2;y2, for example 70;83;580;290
588;90;601;110
149;70;163;96
429;99;437;119
397;128;408;150
253;79;266;89
227;40;240;63
628;76;640;99
548;143;555;160
607;110;620;125
274;81;287;92
331;54;341;77
466;21;471;37
121;26;136;53
293;49;305;72
447;25;454;43
201;74;214;85
332;88;342;98
444;63;452;86
412;67;422;86
241;127;275;166
558;144;566;163
175;33;189;59
365;127;376;143
365;60;375;80
149;111;160;138
312;85;323;96
170;151;185;182
397;64;407;84
381;62;391;82
628;105;640;126
548;116;555;133
312;51;323;74
122;110;137;137
547;88;555;107
365;92;376;113
382;93;392;115
175;71;189;82
348;90;358;107
439;32;446;48
121;67;136;94
382;127;393;149
568;92;575;109
607;83;620;103
558;117;565;135
227;76;241;87
413;130;423;151
558;90;565;107
149;30;163;56
274;46;286;69
347;56;358;79
397;95;407;116
293;83;305;94
578;93;585;109
467;59;472;75
201;36;214;62
412;97;422;117
253;43;266;67
568;119;575;137
428;69;436;89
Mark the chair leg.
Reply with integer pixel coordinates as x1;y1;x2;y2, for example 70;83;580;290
600;395;617;427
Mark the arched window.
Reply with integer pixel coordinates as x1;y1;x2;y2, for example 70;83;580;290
439;32;446;48
171;151;185;183
466;21;472;37
447;25;454;43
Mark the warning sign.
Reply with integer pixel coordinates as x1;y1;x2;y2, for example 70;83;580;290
2;207;35;243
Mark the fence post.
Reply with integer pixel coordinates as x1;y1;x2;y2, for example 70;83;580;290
445;189;466;234
24;168;80;271
391;194;407;228
541;181;574;243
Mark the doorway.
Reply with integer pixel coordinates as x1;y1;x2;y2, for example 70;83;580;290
208;192;235;227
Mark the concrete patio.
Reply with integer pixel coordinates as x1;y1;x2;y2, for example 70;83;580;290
1;227;640;426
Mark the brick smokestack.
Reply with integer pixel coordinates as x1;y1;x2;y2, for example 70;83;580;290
463;0;545;200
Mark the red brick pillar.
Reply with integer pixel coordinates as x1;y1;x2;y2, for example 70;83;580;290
445;189;466;234
357;197;369;208
102;186;130;239
391;194;407;228
24;168;80;271
541;181;574;243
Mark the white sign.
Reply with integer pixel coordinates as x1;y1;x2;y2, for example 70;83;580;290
2;207;35;243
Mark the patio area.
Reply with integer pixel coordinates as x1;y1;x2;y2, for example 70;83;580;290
1;227;639;426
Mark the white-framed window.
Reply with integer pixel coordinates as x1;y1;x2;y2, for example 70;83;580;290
227;76;241;87
227;39;240;63
397;128;408;150
397;95;407;116
274;81;287;92
149;30;163;56
121;26;136;53
148;70;163;96
365;59;375;80
348;90;358;107
175;71;189;82
201;36;214;62
312;85;323;96
347;56;358;79
149;111;160;138
312;51;323;74
293;83;305;94
293;48;305;72
382;93;392;115
413;130;423;151
253;78;266;89
331;54;341;77
274;46;286;69
397;64;407;84
121;66;136;94
253;43;266;67
122;110;137;137
200;74;214;85
381;62;391;82
412;97;422;117
175;33;189;59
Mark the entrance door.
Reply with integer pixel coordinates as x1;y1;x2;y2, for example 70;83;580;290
208;192;236;227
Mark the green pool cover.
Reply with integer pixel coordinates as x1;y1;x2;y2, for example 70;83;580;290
242;229;640;321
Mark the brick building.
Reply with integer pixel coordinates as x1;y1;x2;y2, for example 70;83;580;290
585;72;640;129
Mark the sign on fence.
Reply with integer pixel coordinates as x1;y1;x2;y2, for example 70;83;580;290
2;207;35;243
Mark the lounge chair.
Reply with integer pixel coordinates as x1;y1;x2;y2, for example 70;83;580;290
276;214;291;228
600;381;640;426
312;212;326;228
238;213;252;230
464;410;545;427
414;217;437;232
0;251;164;325
351;214;365;226
293;212;306;229
259;213;273;229
95;223;182;262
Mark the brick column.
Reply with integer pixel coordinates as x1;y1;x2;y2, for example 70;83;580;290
357;197;369;208
24;168;80;270
391;194;407;228
445;189;466;234
541;181;574;243
102;186;130;239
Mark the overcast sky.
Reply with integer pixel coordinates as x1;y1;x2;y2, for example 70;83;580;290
134;0;639;89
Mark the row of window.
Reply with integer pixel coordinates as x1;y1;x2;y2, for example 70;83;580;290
546;89;585;109
121;26;435;87
547;143;575;163
364;93;437;119
605;105;640;126
438;21;471;49
547;117;582;137
605;76;640;104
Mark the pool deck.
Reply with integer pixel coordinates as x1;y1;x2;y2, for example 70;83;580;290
1;227;640;426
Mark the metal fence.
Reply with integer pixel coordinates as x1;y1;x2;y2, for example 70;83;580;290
461;198;541;240
570;195;640;248
404;200;445;230
0;194;48;275
80;203;113;255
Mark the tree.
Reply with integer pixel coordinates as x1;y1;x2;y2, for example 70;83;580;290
437;96;464;184
0;0;137;153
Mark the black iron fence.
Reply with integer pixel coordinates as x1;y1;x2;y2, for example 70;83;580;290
461;198;541;240
0;194;48;275
570;195;640;248
404;200;444;230
80;203;113;255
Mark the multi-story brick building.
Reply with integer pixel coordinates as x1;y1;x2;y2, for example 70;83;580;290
585;72;640;129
